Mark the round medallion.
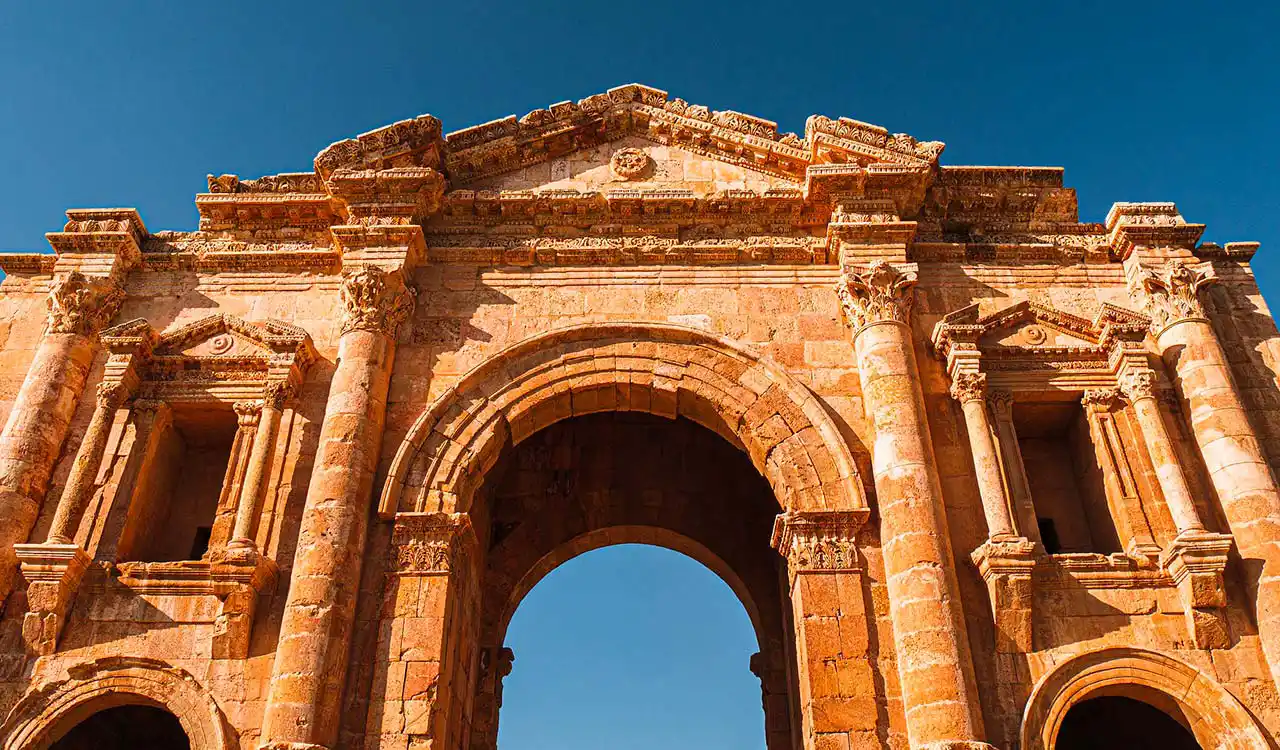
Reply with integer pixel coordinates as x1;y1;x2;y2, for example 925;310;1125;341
610;148;651;180
1023;325;1047;345
209;334;234;355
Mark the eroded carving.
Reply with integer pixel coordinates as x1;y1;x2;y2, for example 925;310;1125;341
340;266;415;338
46;272;124;336
835;261;918;331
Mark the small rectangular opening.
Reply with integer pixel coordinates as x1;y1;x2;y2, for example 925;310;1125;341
1015;401;1121;554
126;405;238;563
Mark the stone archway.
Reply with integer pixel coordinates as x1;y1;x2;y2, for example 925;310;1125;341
1020;647;1275;750
379;322;868;518
0;657;232;750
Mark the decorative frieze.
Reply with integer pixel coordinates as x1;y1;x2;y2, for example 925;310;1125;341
770;510;868;578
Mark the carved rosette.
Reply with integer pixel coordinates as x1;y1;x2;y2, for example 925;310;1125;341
949;372;987;403
340;266;415;338
1120;370;1158;402
46;272;124;337
771;511;867;578
609;148;651;180
1138;260;1217;332
835;261;917;332
391;512;475;575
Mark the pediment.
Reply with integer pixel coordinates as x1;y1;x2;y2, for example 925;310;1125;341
933;300;1150;357
154;314;313;360
462;136;801;197
313;84;944;190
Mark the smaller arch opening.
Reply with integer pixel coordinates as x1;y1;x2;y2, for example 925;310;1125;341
49;704;190;750
1055;694;1199;749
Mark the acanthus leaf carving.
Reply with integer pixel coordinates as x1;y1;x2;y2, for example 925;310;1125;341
949;372;988;403
46;272;124;337
1137;260;1217;332
340;266;415;338
835;261;917;332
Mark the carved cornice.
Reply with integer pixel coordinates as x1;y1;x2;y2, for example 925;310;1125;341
340;266;415;338
46;272;124;337
1135;260;1217;333
835;261;917;333
1106;202;1204;257
45;209;146;266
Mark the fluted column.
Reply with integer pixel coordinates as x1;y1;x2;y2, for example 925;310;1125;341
0;273;122;607
228;382;288;552
260;266;414;750
1136;259;1270;654
836;261;992;750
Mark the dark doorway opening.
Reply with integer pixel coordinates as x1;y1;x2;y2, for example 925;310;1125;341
50;704;190;750
1055;695;1199;749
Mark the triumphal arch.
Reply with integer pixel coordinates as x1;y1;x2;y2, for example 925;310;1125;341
0;84;1278;749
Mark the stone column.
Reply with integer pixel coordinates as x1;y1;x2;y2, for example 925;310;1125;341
836;261;992;750
771;510;880;750
948;372;1015;540
0;272;122;607
1118;369;1205;536
1137;260;1270;654
986;390;1041;546
228;382;289;552
947;373;1038;655
260;265;414;750
210;402;261;551
44;381;130;545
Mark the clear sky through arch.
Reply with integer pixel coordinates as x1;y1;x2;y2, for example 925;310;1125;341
498;544;765;750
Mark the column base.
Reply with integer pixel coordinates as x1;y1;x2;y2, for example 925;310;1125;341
258;744;330;750
14;543;93;656
972;537;1038;653
918;743;1001;750
1161;531;1234;649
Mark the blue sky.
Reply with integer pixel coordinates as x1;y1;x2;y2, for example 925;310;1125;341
2;2;1277;748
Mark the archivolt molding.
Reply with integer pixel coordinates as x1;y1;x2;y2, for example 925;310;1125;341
0;656;233;750
1020;647;1274;750
380;322;867;518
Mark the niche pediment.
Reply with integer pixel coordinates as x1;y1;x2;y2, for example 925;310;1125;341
153;314;313;361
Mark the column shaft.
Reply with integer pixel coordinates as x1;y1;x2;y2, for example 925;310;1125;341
0;332;98;603
45;383;127;544
953;375;1015;539
229;399;283;548
855;330;986;747
1122;374;1205;535
260;329;396;748
1160;317;1280;681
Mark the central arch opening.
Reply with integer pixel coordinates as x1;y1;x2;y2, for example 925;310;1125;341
49;704;190;750
499;544;764;750
1055;695;1199;749
470;411;795;750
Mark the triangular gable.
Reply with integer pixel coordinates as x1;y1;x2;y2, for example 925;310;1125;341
933;300;1150;356
313;84;945;190
154;314;313;359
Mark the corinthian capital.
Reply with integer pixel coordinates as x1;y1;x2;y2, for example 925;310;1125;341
1120;370;1158;402
46;272;124;337
339;266;415;338
949;372;987;403
835;261;917;332
1136;260;1216;332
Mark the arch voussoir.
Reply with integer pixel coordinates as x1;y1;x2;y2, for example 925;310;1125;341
379;323;868;517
